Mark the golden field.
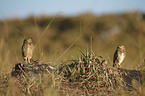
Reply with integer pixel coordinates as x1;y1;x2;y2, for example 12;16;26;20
0;12;145;95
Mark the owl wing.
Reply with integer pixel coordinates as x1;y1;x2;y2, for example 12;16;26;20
22;44;28;58
30;43;34;52
113;50;118;67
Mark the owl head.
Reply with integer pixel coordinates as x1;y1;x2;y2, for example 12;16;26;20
117;45;125;49
23;38;33;44
117;45;125;52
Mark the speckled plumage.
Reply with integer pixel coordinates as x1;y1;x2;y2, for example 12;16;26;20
22;38;34;64
113;45;126;67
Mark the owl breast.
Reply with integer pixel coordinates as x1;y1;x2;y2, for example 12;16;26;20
118;53;125;65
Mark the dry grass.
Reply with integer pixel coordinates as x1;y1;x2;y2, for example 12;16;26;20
0;12;145;95
0;49;145;95
56;50;121;95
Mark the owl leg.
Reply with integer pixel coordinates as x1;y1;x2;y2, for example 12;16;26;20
25;59;27;64
28;58;30;64
118;64;121;68
113;63;116;67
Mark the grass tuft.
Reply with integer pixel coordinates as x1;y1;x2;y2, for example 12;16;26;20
56;49;126;95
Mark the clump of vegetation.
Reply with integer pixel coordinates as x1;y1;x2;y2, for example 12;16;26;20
56;49;129;95
0;48;144;95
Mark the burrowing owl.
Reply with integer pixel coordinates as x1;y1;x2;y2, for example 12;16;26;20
113;45;126;67
22;38;34;64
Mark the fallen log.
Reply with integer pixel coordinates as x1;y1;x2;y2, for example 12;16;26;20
118;68;142;90
11;62;55;78
11;62;143;90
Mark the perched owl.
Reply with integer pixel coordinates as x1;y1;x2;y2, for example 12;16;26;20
22;38;34;64
113;45;126;67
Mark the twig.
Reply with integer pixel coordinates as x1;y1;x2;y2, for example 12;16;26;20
18;65;30;81
45;68;51;74
56;34;82;62
34;18;55;48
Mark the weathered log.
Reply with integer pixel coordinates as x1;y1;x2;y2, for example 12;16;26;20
11;62;55;77
118;68;142;90
11;62;143;90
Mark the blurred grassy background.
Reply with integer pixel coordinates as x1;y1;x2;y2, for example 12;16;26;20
0;12;145;74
